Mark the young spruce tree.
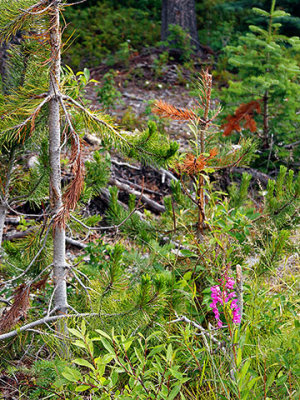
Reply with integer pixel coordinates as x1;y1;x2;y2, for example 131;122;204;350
153;69;255;237
219;0;300;169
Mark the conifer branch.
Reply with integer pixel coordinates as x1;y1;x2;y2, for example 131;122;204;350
152;100;197;122
61;94;129;146
213;148;251;170
21;1;55;16
1;94;52;139
0;0;52;43
1;218;53;285
70;201;143;232
10;173;47;205
4;201;49;217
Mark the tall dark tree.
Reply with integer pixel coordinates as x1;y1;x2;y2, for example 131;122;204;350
161;0;199;50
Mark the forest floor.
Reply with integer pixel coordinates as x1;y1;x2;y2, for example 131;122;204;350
87;50;207;149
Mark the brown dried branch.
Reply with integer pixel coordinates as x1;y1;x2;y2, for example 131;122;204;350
0;273;49;334
152;100;197;122
55;135;85;227
54;98;85;228
0;284;30;333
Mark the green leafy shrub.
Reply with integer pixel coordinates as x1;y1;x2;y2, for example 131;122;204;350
105;41;134;68
61;323;189;399
153;51;169;79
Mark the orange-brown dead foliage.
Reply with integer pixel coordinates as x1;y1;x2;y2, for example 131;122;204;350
222;101;261;136
152;100;197;122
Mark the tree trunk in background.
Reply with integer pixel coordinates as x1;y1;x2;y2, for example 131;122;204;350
161;0;199;50
0;32;22;94
0;43;8;93
49;1;68;320
0;147;16;252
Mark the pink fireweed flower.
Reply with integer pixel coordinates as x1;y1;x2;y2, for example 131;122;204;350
209;273;241;328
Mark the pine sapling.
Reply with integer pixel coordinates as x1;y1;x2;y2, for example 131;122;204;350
152;69;255;238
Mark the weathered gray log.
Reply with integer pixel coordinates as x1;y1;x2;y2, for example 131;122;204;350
110;178;165;213
232;167;271;186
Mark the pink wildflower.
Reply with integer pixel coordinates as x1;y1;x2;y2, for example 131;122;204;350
209;272;241;328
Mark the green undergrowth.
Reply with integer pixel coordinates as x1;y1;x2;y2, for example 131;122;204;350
63;2;160;69
2;162;298;399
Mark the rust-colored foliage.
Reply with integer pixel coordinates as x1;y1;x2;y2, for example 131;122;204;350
179;154;206;175
222;101;261;136
178;147;219;176
0;275;49;333
209;147;218;158
152;70;221;128
31;274;49;291
55;133;85;227
152;100;197;122
0;284;30;333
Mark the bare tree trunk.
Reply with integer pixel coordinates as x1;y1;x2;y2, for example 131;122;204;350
0;204;6;249
48;1;67;318
161;0;199;50
0;147;16;251
263;90;269;149
196;73;211;237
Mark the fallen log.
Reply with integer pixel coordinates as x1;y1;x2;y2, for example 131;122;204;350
65;237;88;249
232;167;271;186
110;178;165;213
